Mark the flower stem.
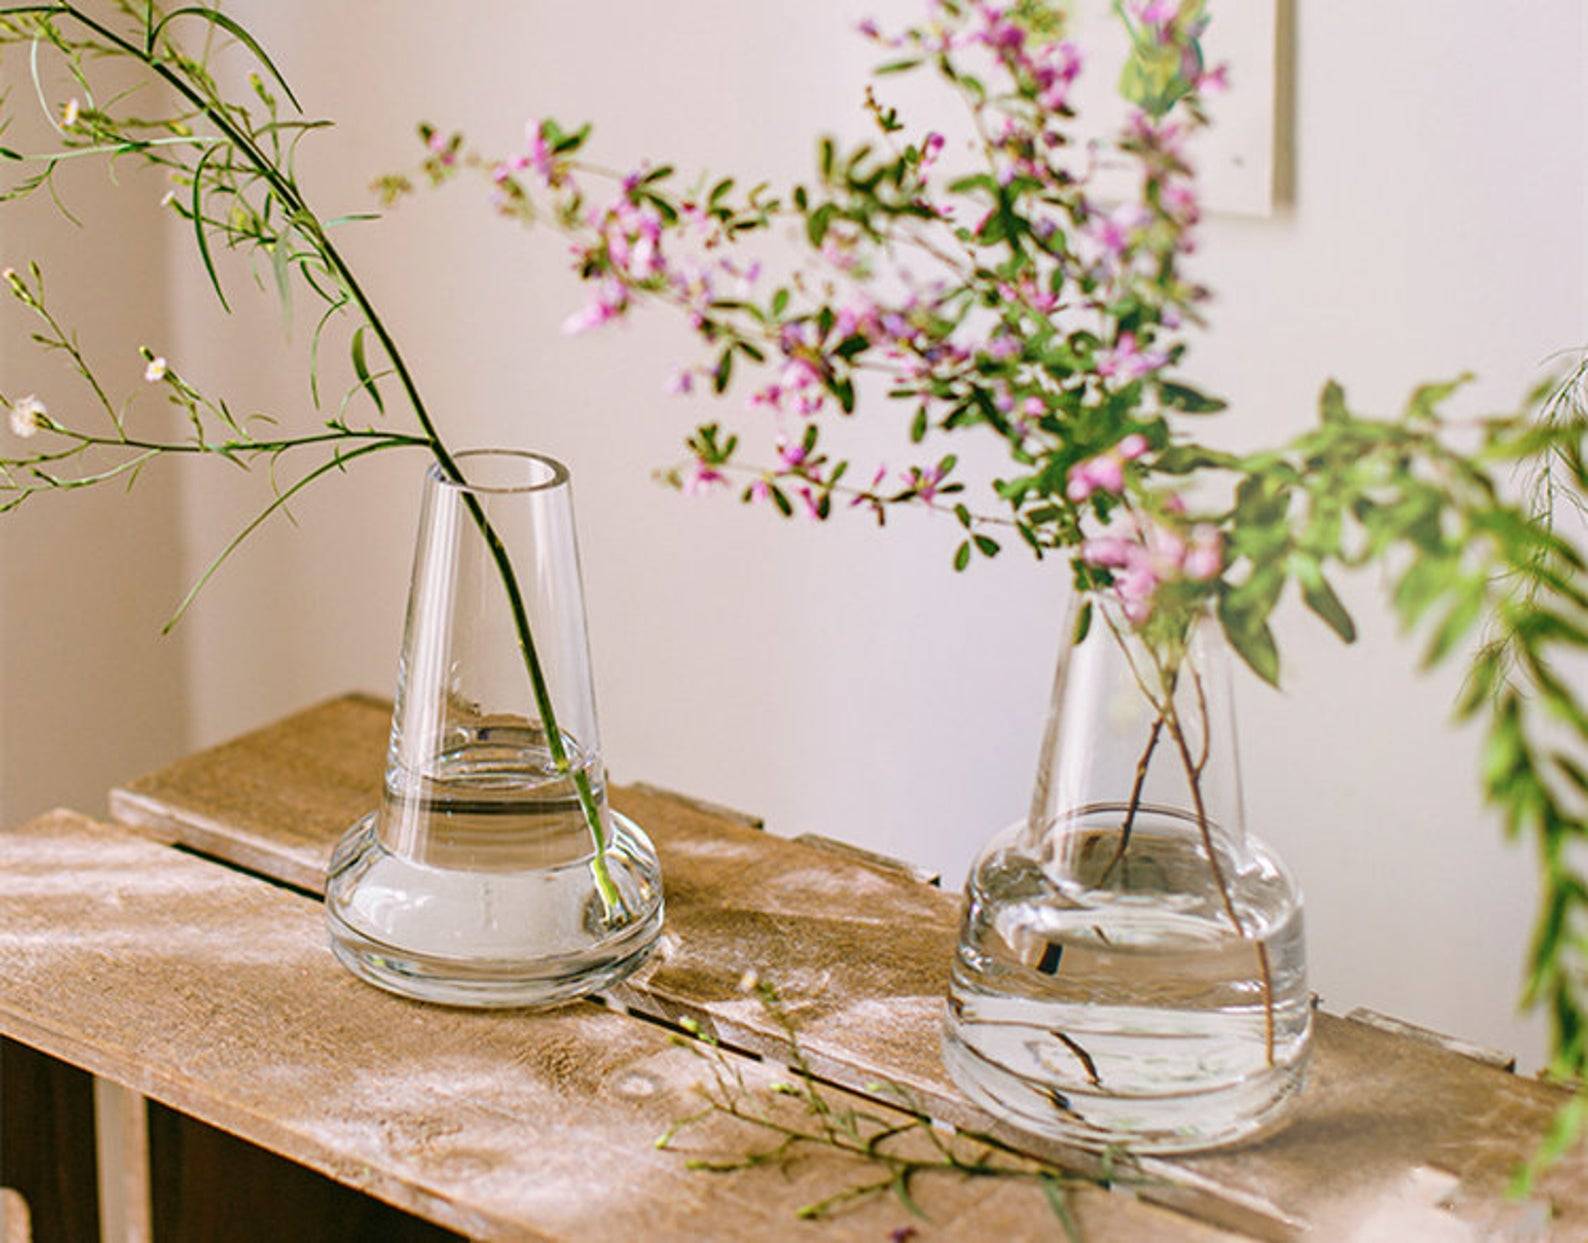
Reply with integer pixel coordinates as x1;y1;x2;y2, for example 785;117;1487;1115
51;3;626;913
1163;703;1275;1067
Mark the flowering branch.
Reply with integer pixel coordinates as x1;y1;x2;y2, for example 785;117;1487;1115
406;0;1588;1166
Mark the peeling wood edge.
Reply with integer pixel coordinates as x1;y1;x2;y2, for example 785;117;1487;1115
107;789;328;895
792;833;941;887
622;783;765;832
1345;1008;1518;1074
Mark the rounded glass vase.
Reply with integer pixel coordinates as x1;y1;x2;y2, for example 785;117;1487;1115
325;450;663;1008
942;593;1312;1153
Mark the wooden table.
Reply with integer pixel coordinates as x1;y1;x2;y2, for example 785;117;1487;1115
1;695;1582;1241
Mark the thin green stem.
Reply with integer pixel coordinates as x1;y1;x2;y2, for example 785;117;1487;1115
42;2;625;910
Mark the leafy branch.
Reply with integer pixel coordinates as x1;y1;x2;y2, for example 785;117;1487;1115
660;979;1133;1239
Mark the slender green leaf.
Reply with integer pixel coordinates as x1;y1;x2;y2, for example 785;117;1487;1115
350;324;383;414
151;8;302;111
1292;556;1356;643
185;143;232;311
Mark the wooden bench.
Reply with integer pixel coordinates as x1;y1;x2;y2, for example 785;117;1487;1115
1;694;1583;1240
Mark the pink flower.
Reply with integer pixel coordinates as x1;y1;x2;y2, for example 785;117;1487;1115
1130;0;1180;32
526;122;559;184
684;463;726;495
561;281;627;334
1197;63;1229;93
781;357;821;391
985;334;1020;362
1163;180;1199;226
797;485;823;519
921;131;945;168
1117;433;1148;461
777;439;808;469
1098;333;1168;382
664;368;694;396
906;464;946;503
1183;525;1223;580
1090;203;1148;259
1081;537;1133;569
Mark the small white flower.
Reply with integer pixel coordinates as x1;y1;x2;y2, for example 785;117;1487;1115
737;968;760;993
159;190;177;209
10;395;45;438
144;356;168;383
62;98;80;128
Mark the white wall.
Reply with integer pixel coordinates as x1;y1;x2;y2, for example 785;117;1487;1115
1;2;1581;1068
0;56;190;827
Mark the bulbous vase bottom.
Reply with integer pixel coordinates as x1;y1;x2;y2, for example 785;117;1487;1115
941;817;1312;1154
323;809;664;1009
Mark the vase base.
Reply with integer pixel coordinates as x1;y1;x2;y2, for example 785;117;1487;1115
941;1009;1308;1154
323;809;664;1009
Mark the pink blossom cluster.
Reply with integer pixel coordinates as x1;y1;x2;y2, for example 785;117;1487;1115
1067;433;1148;502
1082;513;1223;623
1097;332;1168;382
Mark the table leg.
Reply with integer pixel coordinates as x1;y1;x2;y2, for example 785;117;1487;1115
90;1080;149;1243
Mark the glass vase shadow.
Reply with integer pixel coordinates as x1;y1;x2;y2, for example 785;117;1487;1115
325;450;663;1008
942;594;1312;1152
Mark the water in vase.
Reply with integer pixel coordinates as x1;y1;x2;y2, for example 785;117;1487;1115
942;810;1312;1153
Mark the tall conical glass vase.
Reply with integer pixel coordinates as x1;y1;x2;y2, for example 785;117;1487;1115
325;449;663;1008
942;592;1312;1152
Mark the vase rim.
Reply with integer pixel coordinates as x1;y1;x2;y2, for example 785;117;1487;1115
427;448;569;495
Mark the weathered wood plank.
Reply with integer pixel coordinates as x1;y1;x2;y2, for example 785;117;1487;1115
109;695;1588;1239
0;811;1239;1243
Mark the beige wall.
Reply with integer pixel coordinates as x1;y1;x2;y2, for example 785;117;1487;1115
1;2;1582;1067
0;57;190;826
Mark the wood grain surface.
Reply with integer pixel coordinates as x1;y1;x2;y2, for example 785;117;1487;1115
0;810;1240;1243
109;694;1588;1239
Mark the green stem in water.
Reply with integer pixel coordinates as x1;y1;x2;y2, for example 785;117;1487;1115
47;3;627;914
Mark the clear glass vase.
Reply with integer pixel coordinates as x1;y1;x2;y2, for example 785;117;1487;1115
325;450;663;1008
942;593;1312;1152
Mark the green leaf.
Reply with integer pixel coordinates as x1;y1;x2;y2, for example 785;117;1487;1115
1404;372;1475;423
910;406;928;443
190;143;230;312
151;8;302;111
712;348;733;394
1292;556;1356;643
269;234;292;326
805;203;835;248
1319;379;1349;424
1158;380;1226;413
1219;593;1281;687
350;324;384;414
953;540;971;572
874;57;923;74
973;534;1000;557
1039;1176;1082;1243
1073;599;1093;645
1422;580;1487;668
